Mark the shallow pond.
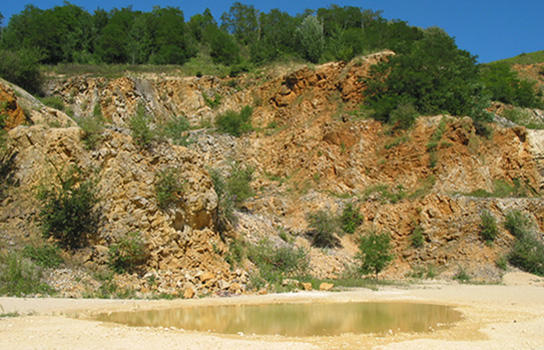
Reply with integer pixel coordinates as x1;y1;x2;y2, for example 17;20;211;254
96;302;461;337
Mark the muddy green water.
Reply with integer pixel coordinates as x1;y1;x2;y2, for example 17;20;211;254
96;302;461;337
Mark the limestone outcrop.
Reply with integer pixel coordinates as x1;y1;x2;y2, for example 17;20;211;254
1;52;544;296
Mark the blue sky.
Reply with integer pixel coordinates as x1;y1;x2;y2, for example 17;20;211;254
1;0;542;63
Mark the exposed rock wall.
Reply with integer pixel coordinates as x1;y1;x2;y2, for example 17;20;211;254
2;51;544;295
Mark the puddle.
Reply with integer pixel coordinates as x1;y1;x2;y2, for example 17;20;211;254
96;302;461;337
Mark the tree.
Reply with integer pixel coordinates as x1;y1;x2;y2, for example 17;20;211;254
355;230;394;278
95;7;137;63
220;2;259;45
365;27;488;124
250;9;299;63
150;6;195;65
306;209;340;248
296;15;324;63
0;48;43;94
37;168;99;250
188;8;217;43
207;26;240;65
480;63;543;109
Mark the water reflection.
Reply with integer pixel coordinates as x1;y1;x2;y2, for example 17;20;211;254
96;302;461;337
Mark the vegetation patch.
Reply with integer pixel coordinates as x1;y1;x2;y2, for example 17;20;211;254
462;179;535;198
76;114;105;150
363;184;407;204
210;164;254;231
129;105;156;148
22;244;63;268
108;232;149;274
480;63;543;109
159;115;192;146
306;209;341;248
214;106;253;136
355;230;394;278
503;210;544;276
247;238;309;291
0;251;54;296
501;107;544;129
36;167;99;250
155;168;184;210
479;210;498;244
339;202;364;234
410;224;425;248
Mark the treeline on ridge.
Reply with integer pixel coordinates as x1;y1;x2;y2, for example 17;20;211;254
0;2;542;115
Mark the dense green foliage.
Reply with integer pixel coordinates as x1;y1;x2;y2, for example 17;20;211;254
480;63;543;108
0;48;42;94
339;202;364;234
210;164;254;231
37;168;99;250
365;27;488;125
215;105;253;136
503;210;544;276
129;105;155;147
22;244;63;268
306;209;340;248
0;3;427;68
155;167;184;209
247;238;309;289
108;232;149;274
0;251;54;296
411;225;425;248
479;210;498;244
355;230;394;277
296;16;324;63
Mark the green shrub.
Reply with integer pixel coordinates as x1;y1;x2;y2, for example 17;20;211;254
129;105;155;148
225;238;246;268
225;165;254;206
355;230;394;278
37;167;99;250
503;209;544;276
22;244;63;268
76;114;105;150
306;209;340;248
0;49;43;94
480;63;543;109
209;168;237;231
411;225;425;248
363;184;407;204
40;96;65;111
214;105;253;136
501;107;544;129
155;168;184;209
364;28;487;122
108;232;149;274
247;238;309;288
159;115;192;146
389;102;419;130
479;210;498;244
209;164;253;231
508;234;544;276
340;202;364;234
202;92;222;109
504;209;533;238
0;251;53;296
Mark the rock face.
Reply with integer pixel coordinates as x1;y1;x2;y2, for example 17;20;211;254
1;51;544;296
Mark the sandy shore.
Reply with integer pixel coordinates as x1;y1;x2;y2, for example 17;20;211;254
1;272;543;350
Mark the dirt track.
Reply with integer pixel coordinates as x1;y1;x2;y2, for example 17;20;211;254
1;272;543;350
